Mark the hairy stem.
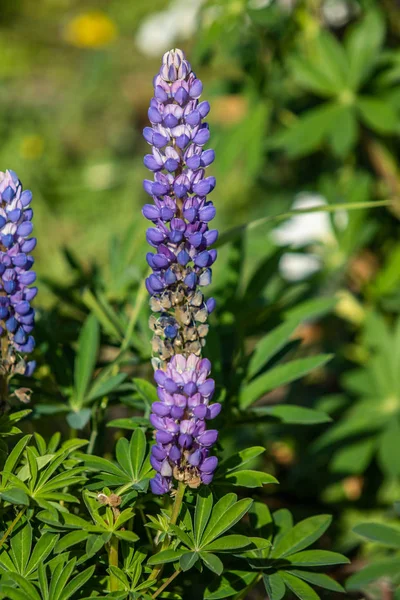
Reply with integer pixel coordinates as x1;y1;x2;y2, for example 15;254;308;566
0;507;26;549
108;535;119;592
149;482;186;581
152;569;181;599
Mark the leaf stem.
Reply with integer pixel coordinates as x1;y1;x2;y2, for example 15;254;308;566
108;535;119;592
151;569;181;599
170;481;186;526
217;199;393;247
234;573;262;600
0;506;26;549
148;482;186;581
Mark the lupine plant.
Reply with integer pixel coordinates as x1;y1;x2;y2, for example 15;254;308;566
0;48;371;600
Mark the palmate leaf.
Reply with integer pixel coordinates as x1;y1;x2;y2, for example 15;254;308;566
149;492;253;573
80;430;153;492
0;524;62;585
240;354;332;408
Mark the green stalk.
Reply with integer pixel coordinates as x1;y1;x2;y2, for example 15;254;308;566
108;535;119;592
234;573;262;600
152;569;181;599
148;482;186;581
0;507;26;549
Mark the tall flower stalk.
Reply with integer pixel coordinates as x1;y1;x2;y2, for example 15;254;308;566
143;49;220;495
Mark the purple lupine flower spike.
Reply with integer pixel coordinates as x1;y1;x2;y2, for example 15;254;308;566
145;50;219;495
0;170;36;376
143;48;217;366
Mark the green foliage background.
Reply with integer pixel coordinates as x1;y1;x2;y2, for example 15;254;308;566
1;0;400;598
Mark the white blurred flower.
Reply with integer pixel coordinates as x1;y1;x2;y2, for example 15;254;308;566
136;0;204;57
322;0;354;27
279;253;322;282
273;194;334;247
273;193;348;281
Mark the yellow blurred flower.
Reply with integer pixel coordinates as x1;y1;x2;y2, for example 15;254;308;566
64;11;117;49
20;135;44;160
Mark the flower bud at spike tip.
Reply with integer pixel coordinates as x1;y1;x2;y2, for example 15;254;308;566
143;50;220;494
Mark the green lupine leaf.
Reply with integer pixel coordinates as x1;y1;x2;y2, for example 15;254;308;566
287;550;349;567
74;314;100;405
204;571;257;599
2;573;41;600
225;470;278;488
108;566;130;589
378;419;400;477
219;447;265;474
273;509;293;546
130;428;147;480
86;533;111;558
0;488;29;506
202;498;253;545
345;9;385;89
87;373;127;402
357;97;398;134
311;31;349;90
247;320;299;380
328;106;357;157
353;522;400;548
331;437;376;474
195;487;213;545
240;355;332;408
66;408;91;430
273;104;342;158
114;530;139;542
60;565;96;600
202;535;250;552
10;520;32;575
253;405;331;424
271;515;332;558
54;530;89;553
200;552;223;575
263;573;286;600
147;549;185;565
289;55;338;96
291;570;345;593
170;524;193;549
132;378;158;406
179;551;199;571
280;572;320;600
0;586;31;600
346;557;400;590
26;532;59;576
106;417;149;430
1;435;31;487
